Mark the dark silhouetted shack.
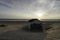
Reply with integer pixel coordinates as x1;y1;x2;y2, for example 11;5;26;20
28;19;43;32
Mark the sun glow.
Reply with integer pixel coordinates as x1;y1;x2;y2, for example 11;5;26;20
37;13;43;17
35;11;45;20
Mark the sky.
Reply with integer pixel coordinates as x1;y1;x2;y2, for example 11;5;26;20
0;0;60;19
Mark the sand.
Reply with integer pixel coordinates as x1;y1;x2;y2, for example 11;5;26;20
0;22;47;40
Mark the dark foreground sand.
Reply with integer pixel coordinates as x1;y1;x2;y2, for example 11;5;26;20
0;30;47;40
0;23;47;40
0;22;60;40
44;23;60;40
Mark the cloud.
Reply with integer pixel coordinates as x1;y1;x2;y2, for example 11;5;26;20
0;1;11;8
0;3;11;8
0;0;60;19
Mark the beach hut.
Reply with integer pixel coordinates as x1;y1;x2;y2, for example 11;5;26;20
28;19;43;32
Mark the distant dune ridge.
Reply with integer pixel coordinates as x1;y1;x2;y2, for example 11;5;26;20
0;19;29;21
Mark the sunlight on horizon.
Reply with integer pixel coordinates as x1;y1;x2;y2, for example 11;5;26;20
34;11;46;20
